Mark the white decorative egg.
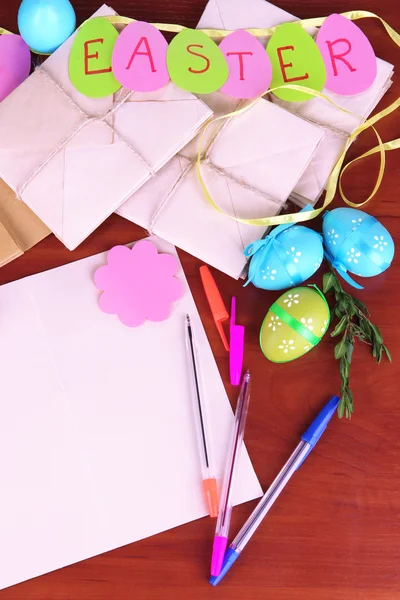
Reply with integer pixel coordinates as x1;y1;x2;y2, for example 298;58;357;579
245;224;324;291
323;208;394;286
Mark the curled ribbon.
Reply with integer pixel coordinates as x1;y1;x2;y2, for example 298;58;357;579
0;28;12;35
196;86;399;227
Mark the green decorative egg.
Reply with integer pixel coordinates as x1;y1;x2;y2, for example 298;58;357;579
260;286;330;363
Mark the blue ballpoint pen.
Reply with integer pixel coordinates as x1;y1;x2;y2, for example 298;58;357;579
209;395;340;586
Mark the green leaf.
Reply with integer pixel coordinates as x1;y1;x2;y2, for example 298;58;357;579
347;304;356;318
346;342;354;364
323;272;336;294
370;324;383;344
331;316;347;337
337;399;345;419
383;345;392;363
346;388;354;418
353;297;369;315
377;346;383;364
340;357;349;380
332;274;343;293
359;318;372;340
335;335;347;359
330;279;391;419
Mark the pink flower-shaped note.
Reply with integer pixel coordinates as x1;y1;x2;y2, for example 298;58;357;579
94;241;184;327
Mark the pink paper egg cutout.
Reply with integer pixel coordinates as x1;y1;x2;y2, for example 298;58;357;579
219;30;272;99
316;13;377;96
112;21;170;92
0;34;31;102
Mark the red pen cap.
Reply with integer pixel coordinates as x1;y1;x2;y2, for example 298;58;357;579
199;266;229;351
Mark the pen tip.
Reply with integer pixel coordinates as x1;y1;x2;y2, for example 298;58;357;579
186;313;190;323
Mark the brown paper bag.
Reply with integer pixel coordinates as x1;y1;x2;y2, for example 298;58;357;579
0;178;50;267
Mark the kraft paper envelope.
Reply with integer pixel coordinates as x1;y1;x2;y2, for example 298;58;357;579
118;98;323;279
0;236;262;590
197;0;394;205
0;178;50;267
0;5;212;251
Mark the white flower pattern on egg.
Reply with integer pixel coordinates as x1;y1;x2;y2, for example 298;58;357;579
268;315;282;332
347;248;361;264
304;344;311;352
321;319;328;334
286;246;302;263
300;317;314;331
262;265;277;281
327;228;339;245
373;235;388;252
278;339;295;354
283;293;299;308
351;218;363;230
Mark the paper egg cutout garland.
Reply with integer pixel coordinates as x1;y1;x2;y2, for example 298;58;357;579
260;286;330;363
323;208;394;289
245;219;324;291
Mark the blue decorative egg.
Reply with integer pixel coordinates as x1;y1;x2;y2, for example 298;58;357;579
244;223;324;291
18;0;76;54
323;208;394;288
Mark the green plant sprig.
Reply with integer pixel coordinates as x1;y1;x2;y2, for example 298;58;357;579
323;269;391;419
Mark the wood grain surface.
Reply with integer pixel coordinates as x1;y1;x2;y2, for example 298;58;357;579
0;1;399;598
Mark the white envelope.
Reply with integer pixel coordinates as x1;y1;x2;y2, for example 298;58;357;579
197;0;317;40
0;5;212;250
118;97;323;278
197;0;394;205
0;236;262;590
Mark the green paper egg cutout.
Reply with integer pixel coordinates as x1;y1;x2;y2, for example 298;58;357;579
69;17;121;98
260;286;330;363
167;29;229;93
267;22;326;102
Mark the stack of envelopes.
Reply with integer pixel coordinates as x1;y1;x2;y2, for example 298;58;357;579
0;2;394;277
197;0;394;206
0;5;211;252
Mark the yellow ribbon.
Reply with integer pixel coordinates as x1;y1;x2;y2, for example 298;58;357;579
0;27;12;35
106;10;400;46
196;88;399;226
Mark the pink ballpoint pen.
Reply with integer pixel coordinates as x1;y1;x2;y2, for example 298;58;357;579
211;371;251;577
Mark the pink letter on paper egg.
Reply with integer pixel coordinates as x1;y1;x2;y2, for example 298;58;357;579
0;34;31;102
316;13;377;95
112;21;169;92
219;30;272;99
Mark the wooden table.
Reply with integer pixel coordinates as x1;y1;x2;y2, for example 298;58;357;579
0;1;399;598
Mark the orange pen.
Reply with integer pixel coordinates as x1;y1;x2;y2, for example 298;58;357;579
199;266;229;351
